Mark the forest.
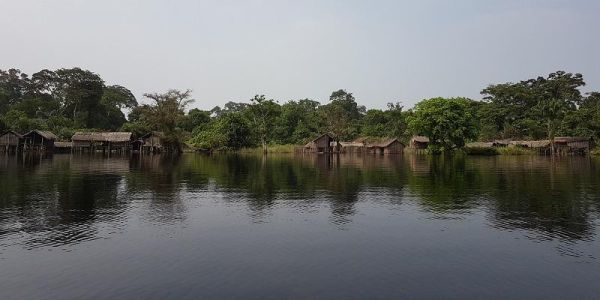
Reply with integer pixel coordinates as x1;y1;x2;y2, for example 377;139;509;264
1;68;599;153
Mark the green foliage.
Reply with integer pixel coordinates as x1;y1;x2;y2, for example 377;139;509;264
320;89;365;141
361;102;407;140
121;121;152;138
190;112;254;150
177;108;210;132
248;95;280;152
2;67;599;155
480;71;587;145
497;147;536;155
408;97;478;153
0;67;139;135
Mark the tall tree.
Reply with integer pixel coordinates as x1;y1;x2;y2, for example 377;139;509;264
248;95;280;153
143;89;194;148
321;89;365;142
408;97;478;153
528;71;584;153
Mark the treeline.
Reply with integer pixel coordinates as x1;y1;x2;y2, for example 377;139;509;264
1;68;599;152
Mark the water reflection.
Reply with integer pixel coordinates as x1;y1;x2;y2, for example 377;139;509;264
1;153;600;248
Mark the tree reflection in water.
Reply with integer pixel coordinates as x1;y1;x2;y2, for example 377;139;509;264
1;153;599;248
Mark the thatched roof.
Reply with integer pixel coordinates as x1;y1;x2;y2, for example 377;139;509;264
367;138;401;148
304;133;333;147
1;130;23;138
510;140;551;148
466;142;494;148
411;136;429;143
339;141;365;147
554;136;590;143
54;141;72;148
24;130;58;140
72;132;133;142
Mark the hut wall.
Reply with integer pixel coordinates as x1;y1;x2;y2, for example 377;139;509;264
143;136;162;147
383;141;404;154
411;141;428;149
314;135;331;152
0;133;21;146
0;133;23;153
23;132;55;152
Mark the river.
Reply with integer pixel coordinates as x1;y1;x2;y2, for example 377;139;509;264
1;153;599;299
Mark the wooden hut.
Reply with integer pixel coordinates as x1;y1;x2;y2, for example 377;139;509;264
304;133;335;153
337;141;365;154
554;137;590;155
137;131;170;153
72;132;133;153
0;131;24;153
410;136;429;149
53;141;72;153
23;130;57;152
367;138;404;154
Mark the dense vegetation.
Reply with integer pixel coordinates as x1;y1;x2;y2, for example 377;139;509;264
1;68;599;153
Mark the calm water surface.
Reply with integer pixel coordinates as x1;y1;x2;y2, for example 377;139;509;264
1;153;600;299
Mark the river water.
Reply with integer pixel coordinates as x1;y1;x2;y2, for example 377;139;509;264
1;153;599;299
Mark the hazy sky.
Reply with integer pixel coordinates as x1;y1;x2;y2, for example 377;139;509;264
2;0;599;110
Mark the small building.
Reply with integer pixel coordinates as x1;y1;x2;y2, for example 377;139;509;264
72;132;133;153
0;131;24;153
367;138;404;155
410;136;429;149
135;131;175;153
492;140;510;147
23;130;57;152
337;141;365;154
465;141;494;148
554;137;590;155
304;133;335;153
53;141;73;153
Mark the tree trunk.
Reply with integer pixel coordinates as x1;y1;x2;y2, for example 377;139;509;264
547;120;555;155
262;136;267;154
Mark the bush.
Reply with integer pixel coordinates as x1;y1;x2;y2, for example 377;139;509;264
497;147;536;155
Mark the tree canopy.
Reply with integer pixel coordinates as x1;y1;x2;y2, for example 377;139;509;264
1;68;598;154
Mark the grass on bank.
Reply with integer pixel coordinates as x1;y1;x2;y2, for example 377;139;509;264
463;146;538;156
591;147;600;156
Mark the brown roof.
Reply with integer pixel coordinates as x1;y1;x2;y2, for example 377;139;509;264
466;142;494;148
510;140;551;148
305;133;333;147
24;130;58;140
72;132;133;142
367;138;401;148
1;131;23;138
411;136;429;143
54;141;72;148
554;136;590;143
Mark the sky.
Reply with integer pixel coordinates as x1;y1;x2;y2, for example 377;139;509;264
1;0;599;110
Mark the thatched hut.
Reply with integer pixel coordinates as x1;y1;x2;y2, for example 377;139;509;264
465;142;494;148
23;130;57;152
554;137;590;155
72;132;133;153
337;141;365;154
135;131;175;153
366;138;404;154
410;136;429;149
0;131;24;153
304;133;335;153
53;141;73;153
